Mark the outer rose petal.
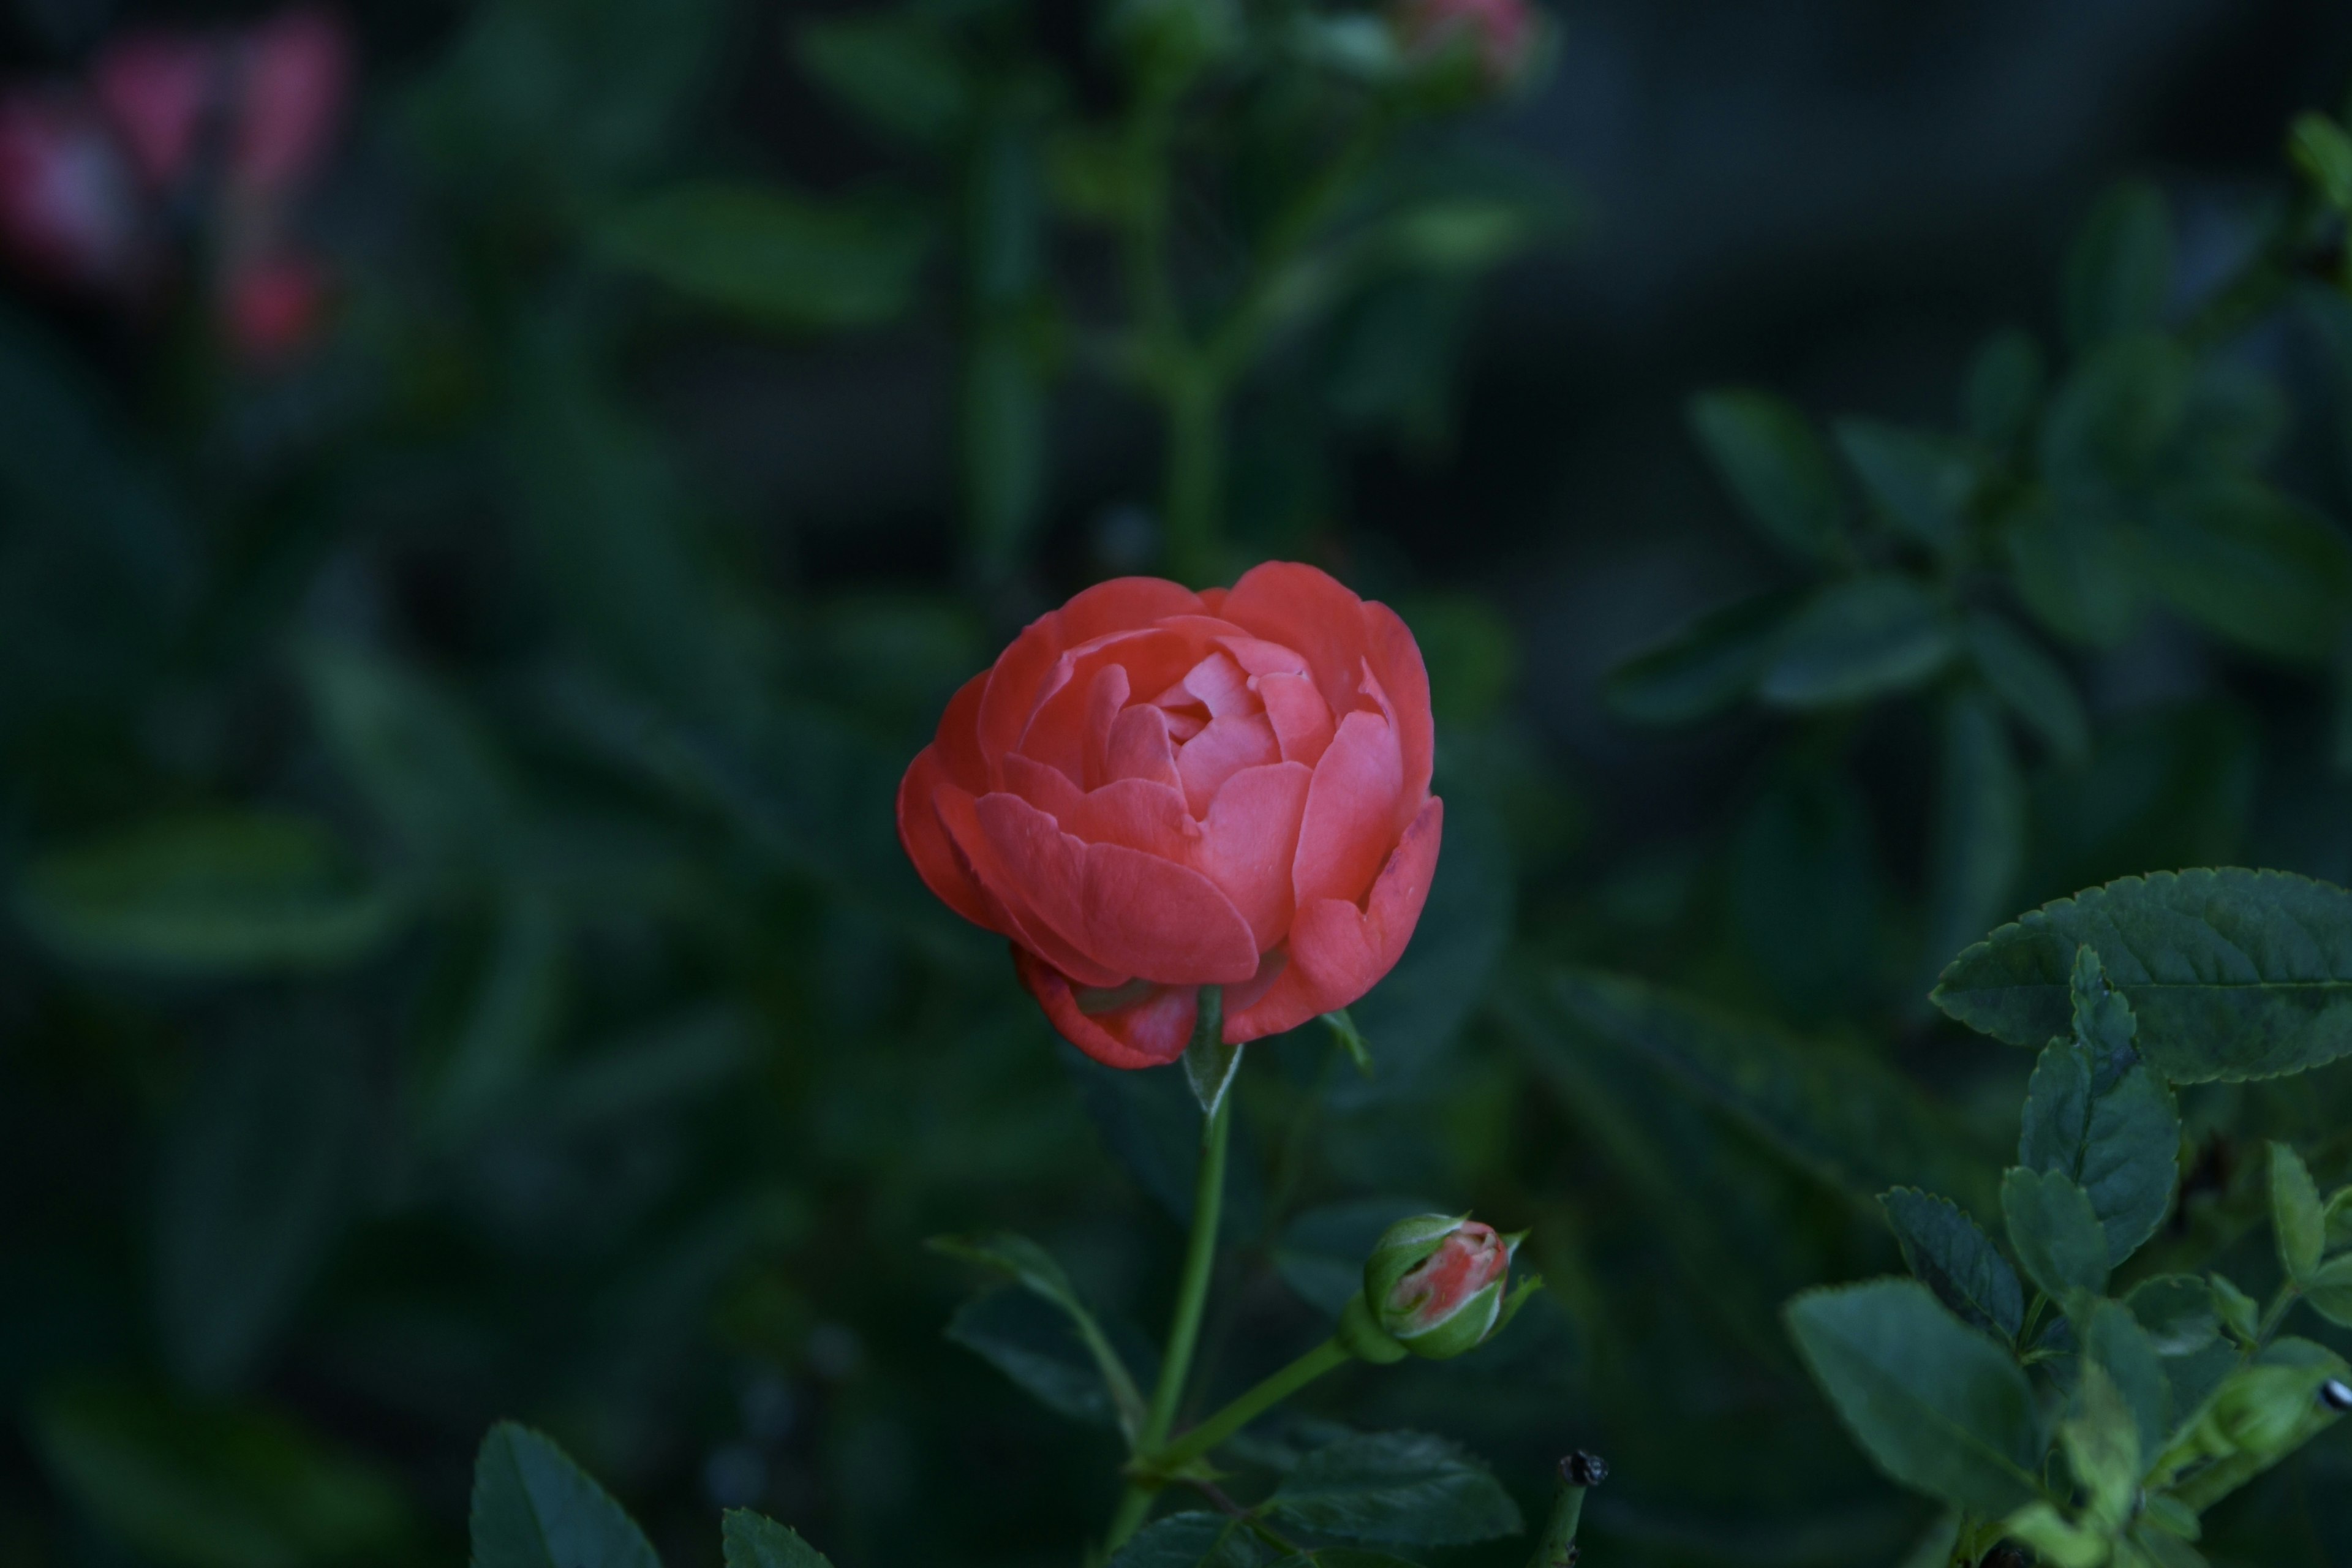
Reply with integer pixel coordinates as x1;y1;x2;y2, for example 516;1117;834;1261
895;745;995;931
937;786;1129;990
932;671;992;793
1292;707;1405;908
1193;761;1311;950
976;580;1204;775
1229;797;1443;1040
973;792;1259;985
1221;562;1375;732
1016;949;1197;1069
1001;752;1085;820
1363;600;1435;805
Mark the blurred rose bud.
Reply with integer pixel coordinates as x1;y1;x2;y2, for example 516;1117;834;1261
230;8;349;198
0;92;146;292
1338;1214;1524;1362
222;249;328;362
92;31;224;191
1393;0;1538;89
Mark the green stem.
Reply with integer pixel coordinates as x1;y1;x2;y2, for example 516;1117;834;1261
1142;1336;1354;1479
1162;371;1223;587
1105;1060;1235;1551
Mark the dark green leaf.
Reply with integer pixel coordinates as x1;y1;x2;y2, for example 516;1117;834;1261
2272;1142;2326;1285
1276;1198;1445;1316
721;1510;834;1568
2002;1166;2109;1300
1782;1280;2043;1516
1689;390;1848;562
926;1233;1146;1437
421;894;567;1148
598;183;932;332
15;813;404;975
2003;492;2142;647
1758;575;1954;709
299;643;521;869
1963;327;2045;450
1880;1189;2024;1344
2293;112;2352;209
2080;1298;2171;1462
2062;181;2173;350
1603;591;1796;725
156;1022;364;1392
1932;869;2352;1082
2135;481;2352;663
945;1287;1125;1430
2125;1276;2220;1357
1834;419;1978;557
2306;1254;2352;1328
793;13;970;147
1962;609;2089;766
470;1422;659;1568
1107;1512;1268;1568
1921;688;2024;984
32;1381;412;1568
1267;1431;1521;1546
2039;333;2193;493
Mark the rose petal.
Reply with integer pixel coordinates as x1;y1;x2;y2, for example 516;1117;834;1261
1178;651;1254;718
1002;752;1085;821
896;746;996;931
1364;600;1434;805
1218;636;1310;679
1255;671;1335;767
976;578;1205;774
1193;761;1311;949
1103;703;1182;790
937;786;1129;990
1019;627;1200;786
1288;796;1444;1010
930;671;991;793
1015;949;1197;1069
974;791;1260;985
1065;778;1197;859
1176;714;1281;818
1292;707;1406;908
1221;562;1375;730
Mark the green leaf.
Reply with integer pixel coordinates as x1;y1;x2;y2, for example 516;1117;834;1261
1782;1279;2043;1516
598;183;931;332
1963;327;2045;450
1834;419;1978;557
299;643;521;869
1962;609;2089;766
2060;1360;2144;1533
1267;1431;1521;1546
1603;591;1796;724
32;1381;413;1568
2134;481;2352;663
721;1510;834;1568
2062;180;2173;351
2271;1142;2326;1286
944;1287;1132;1431
156;1023;366;1392
2003;492;2142;647
2039;333;2193;493
793;13;970;148
2210;1275;2261;1346
1881;1189;2024;1344
2125;1276;2220;1357
421;893;568;1148
2079;1298;2171;1464
925;1232;1147;1438
2304;1254;2352;1329
1689;390;1848;562
470;1422;659;1568
1921;688;2024;984
1758;575;1954;709
1532;970;1994;1214
1106;1512;1267;1568
2291;112;2352;209
2003;1166;2110;1300
2328;1187;2352;1253
1931;869;2352;1082
15;813;405;976
1321;1009;1374;1075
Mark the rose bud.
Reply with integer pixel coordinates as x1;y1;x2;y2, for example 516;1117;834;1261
899;564;1441;1069
1338;1214;1527;1362
1392;0;1540;89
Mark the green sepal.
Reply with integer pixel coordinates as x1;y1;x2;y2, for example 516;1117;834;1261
1335;1294;1409;1364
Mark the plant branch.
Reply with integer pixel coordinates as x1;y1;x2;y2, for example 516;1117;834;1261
1135;1336;1354;1481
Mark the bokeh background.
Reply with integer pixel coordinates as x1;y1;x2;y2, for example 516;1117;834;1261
6;1;2352;1564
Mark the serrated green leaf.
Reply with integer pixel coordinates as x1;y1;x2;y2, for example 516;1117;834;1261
1603;590;1797;725
2015;964;2180;1268
1267;1432;1520;1546
925;1232;1146;1438
944;1287;1130;1431
1758;575;1954;709
1107;1512;1267;1568
1931;869;2352;1082
15;813;405;976
1963;609;2089;766
2272;1142;2326;1285
2062;181;2173;351
721;1510;834;1568
1921;688;2023;984
597;183;931;332
1783;1280;2043;1516
469;1422;658;1568
1834;419;1977;556
1689;390;1848;562
1881;1189;2025;1344
2080;1298;2170;1464
2003;1166;2110;1300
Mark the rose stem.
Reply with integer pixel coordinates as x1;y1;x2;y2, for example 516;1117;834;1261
1139;1336;1352;1479
1104;989;1233;1551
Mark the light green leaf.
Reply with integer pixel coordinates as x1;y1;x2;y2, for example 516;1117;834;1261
1921;688;2023;984
1963;609;2089;766
1834;419;1977;556
470;1422;658;1568
1881;1188;2025;1344
2003;1166;2110;1300
925;1232;1146;1438
1782;1280;2043;1516
15;812;404;976
1603;591;1796;724
793;13;969;148
2210;1275;2261;1346
1107;1512;1267;1568
1267;1431;1520;1546
2272;1142;2326;1286
2305;1254;2352;1329
598;183;932;332
2062;180;2173;351
1689;389;1848;563
1758;575;1954;709
721;1509;834;1568
32;1381;413;1568
1931;869;2352;1082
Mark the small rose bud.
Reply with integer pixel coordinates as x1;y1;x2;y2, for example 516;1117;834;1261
1351;1213;1524;1360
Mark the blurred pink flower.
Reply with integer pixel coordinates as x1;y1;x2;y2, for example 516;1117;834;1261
230;9;349;197
92;32;222;190
0;92;145;290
